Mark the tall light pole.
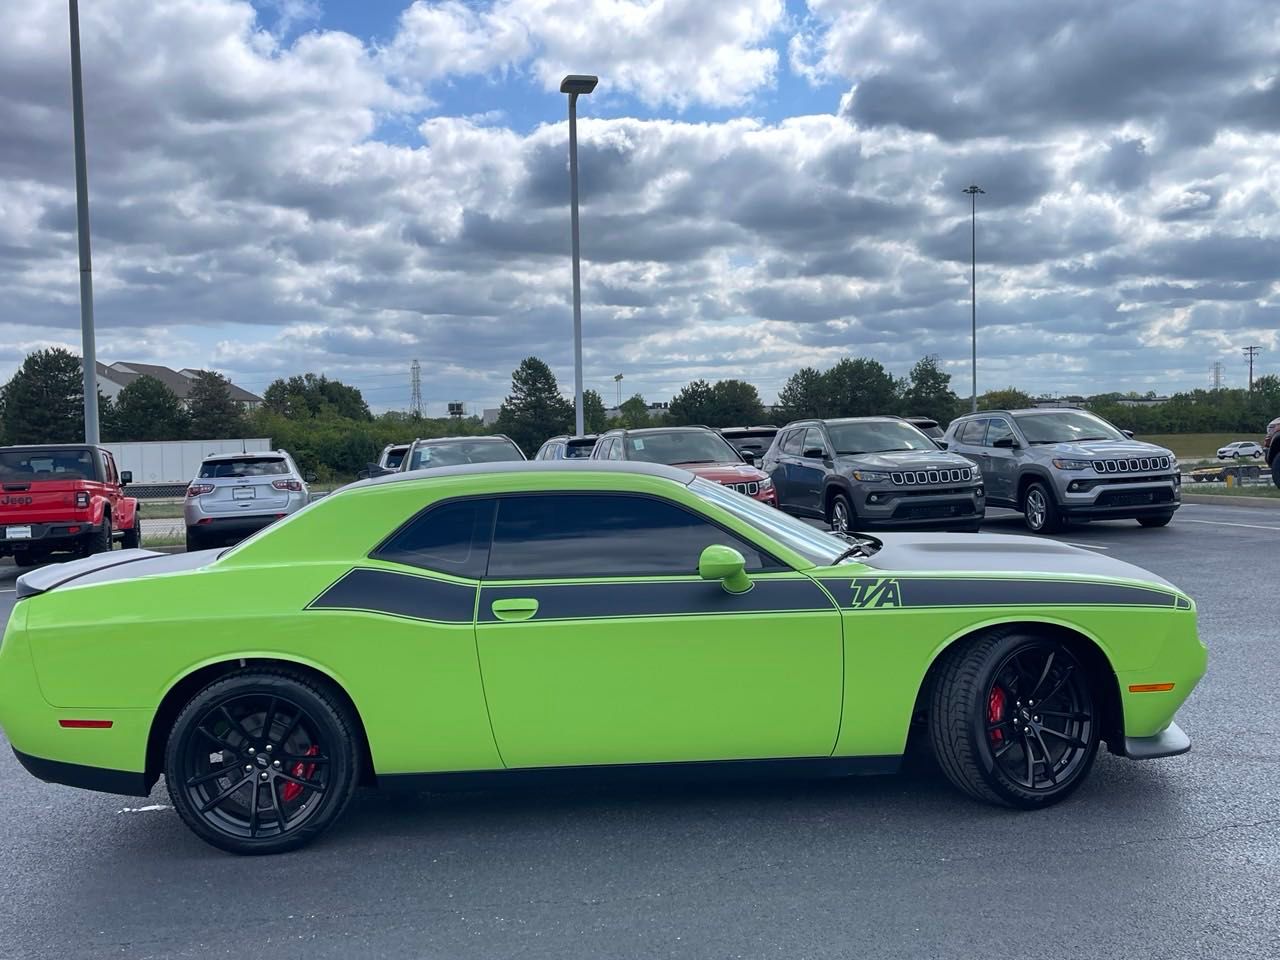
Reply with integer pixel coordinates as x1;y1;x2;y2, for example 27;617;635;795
69;0;99;443
613;372;623;408
963;184;984;413
560;74;598;437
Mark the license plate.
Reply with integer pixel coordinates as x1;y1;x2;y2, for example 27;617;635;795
232;487;255;500
5;525;32;540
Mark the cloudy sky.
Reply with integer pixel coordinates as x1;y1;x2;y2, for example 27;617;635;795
2;0;1278;413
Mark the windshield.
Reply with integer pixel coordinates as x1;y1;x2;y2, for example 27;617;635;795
1014;411;1124;444
408;439;523;470
564;440;596;459
0;449;96;481
826;421;936;455
688;477;858;566
200;457;288;478
624;430;740;465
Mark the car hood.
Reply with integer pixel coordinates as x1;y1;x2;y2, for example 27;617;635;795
846;532;1179;592
1028;439;1174;461
834;449;973;471
675;462;769;483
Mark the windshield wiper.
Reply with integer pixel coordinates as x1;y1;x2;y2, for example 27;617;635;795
835;450;865;455
830;532;880;563
1074;436;1113;442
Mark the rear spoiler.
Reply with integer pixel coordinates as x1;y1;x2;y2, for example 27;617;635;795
15;549;162;600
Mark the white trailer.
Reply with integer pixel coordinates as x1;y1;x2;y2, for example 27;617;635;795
102;439;273;486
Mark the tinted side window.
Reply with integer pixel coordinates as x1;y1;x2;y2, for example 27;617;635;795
374;498;495;579
781;429;804;455
985;419;1013;448
606;439;624;461
958;419;988;445
802;427;826;456
487;494;778;579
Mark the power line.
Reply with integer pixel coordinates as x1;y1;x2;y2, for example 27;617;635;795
1243;345;1262;391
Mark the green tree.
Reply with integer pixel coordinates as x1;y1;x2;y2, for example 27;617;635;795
667;379;716;425
711;379;766;425
614;394;652;429
263;373;371;421
901;355;960;424
582;389;609;434
494;357;574;455
977;387;1036;411
823;357;900;417
186;370;248;438
776;367;827;421
112;375;188;441
0;347;86;443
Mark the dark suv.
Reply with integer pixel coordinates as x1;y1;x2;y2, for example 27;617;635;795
762;417;985;532
1266;416;1280;489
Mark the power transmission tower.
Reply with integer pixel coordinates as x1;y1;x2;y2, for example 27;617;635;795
410;359;423;417
1211;361;1224;391
1243;345;1262;391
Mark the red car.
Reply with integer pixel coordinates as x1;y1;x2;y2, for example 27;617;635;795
1266;416;1280;489
590;426;778;505
0;444;141;567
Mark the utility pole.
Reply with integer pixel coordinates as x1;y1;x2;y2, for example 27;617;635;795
410;359;422;417
963;184;984;413
1244;345;1261;391
69;0;99;443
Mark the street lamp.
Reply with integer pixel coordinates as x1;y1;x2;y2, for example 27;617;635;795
561;74;598;436
963;184;984;413
613;373;624;409
69;0;99;443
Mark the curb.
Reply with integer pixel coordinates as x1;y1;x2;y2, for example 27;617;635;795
1182;493;1280;509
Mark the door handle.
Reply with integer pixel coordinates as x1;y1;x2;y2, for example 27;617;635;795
491;598;539;622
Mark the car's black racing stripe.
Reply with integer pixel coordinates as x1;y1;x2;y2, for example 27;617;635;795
308;568;476;623
478;578;835;622
824;576;1178;610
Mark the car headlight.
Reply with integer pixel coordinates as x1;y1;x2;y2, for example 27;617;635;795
758;476;774;492
853;470;891;482
1052;458;1092;470
968;464;982;480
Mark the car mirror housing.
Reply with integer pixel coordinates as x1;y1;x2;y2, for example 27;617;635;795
698;544;753;594
803;447;826;459
119;470;132;485
740;451;757;466
992;437;1018;449
1122;429;1135;439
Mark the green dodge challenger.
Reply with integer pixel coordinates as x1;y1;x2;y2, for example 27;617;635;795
0;462;1206;854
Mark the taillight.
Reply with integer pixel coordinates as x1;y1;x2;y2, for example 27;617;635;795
272;479;303;492
74;491;90;508
187;483;214;497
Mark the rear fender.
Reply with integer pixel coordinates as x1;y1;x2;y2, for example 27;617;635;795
116;496;139;530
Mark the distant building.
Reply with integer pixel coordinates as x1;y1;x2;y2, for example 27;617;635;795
1115;396;1171;407
1033;396;1087;409
482;407;501;426
95;362;262;409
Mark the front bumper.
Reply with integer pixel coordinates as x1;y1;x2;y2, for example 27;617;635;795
1059;477;1180;519
857;486;985;529
12;748;150;796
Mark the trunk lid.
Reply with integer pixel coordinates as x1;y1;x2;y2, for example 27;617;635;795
0;478;93;525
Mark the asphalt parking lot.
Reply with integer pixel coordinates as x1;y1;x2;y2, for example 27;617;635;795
1;501;1276;960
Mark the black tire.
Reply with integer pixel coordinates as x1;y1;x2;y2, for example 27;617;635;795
164;670;360;855
13;552;40;568
826;491;855;534
1021;481;1064;534
1138;513;1174;528
83;520;111;556
185;528;203;552
929;630;1100;808
1272;457;1280;490
121;521;141;550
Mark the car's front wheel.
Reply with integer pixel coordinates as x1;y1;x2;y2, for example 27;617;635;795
164;670;360;855
826;491;854;534
1021;481;1064;534
929;630;1100;808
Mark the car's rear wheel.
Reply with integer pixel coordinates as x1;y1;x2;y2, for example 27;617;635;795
929;630;1100;808
121;521;141;550
13;551;42;568
1021;482;1064;534
164;671;360;855
83;521;111;556
1138;513;1174;528
827;491;854;534
1272;457;1280;490
185;528;203;552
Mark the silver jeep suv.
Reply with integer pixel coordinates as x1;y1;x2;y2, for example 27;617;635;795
184;450;312;550
943;408;1179;533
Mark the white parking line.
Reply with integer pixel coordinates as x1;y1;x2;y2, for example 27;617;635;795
0;588;14;594
1179;518;1280;532
1063;542;1110;550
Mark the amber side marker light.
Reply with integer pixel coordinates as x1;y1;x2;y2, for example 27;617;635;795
58;719;113;729
1128;683;1176;693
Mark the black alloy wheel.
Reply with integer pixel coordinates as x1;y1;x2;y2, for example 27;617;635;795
165;671;359;854
930;631;1100;808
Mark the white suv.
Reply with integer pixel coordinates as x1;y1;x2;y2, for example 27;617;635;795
1217;441;1263;460
183;450;313;550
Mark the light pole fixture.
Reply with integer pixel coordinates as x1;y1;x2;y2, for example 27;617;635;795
963;184;984;413
613;372;623;408
69;0;99;443
561;74;598;436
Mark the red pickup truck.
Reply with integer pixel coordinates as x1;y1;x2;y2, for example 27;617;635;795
0;444;141;567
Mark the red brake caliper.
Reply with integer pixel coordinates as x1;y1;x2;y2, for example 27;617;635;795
281;744;319;804
988;685;1006;743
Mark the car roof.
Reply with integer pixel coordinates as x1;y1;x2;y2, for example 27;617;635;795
545;435;598;443
0;443;102;452
412;435;514;444
791;416;905;426
351;459;695;491
201;451;286;461
605;426;716;435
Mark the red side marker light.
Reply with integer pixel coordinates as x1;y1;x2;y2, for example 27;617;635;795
59;719;113;729
1128;683;1176;693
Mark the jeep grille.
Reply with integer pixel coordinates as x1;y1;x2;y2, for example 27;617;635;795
1093;456;1171;473
724;481;760;496
889;468;973;485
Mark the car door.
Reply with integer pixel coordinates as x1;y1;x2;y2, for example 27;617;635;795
790;426;830;515
982;418;1020;502
766;428;802;509
950;418;988;476
473;492;844;768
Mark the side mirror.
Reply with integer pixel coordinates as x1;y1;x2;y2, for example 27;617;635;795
698;544;753;595
119;470;132;485
992;436;1018;449
1122;429;1135;439
803;447;826;460
304;472;318;483
740;450;757;466
356;469;370;480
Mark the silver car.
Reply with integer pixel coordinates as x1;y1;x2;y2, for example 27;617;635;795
184;450;312;550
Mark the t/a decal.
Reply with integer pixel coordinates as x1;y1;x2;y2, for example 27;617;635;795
849;577;903;609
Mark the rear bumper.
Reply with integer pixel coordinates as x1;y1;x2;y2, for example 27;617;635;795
186;514;281;537
1121;722;1191;760
0;521;97;552
12;748;151;796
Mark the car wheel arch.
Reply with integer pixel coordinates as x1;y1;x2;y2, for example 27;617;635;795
822;477;855;511
145;656;375;792
909;618;1124;755
1015;467;1056;508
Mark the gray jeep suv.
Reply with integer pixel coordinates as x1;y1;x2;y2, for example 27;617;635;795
943;408;1179;533
763;417;985;532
